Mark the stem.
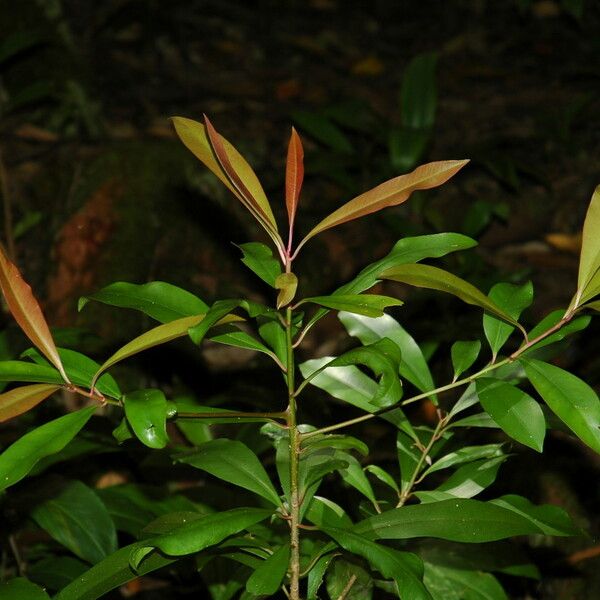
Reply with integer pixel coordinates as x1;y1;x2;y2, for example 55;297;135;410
337;575;357;600
397;412;446;507
285;305;302;600
303;314;573;439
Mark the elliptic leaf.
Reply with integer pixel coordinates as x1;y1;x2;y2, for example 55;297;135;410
451;340;481;380
476;378;545;452
0;360;63;384
131;507;272;566
339;312;436;400
79;281;208;323
0;247;68;382
285;127;304;239
434;457;507;499
353;498;575;542
424;444;504;477
299;160;469;248
0;406;95;492
246;544;290;595
307;553;336;600
381;264;523;329
300;294;402;317
31;480;118;564
0;383;60;422
483;282;533;359
364;464;399;492
237;242;281;287
522;358;600;453
577;185;600;300
0;578;50;600
424;563;508;600
175;439;281;507
124;389;169;449
521;310;590;355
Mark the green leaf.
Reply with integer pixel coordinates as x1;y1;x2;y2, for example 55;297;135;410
292;109;353;153
54;542;175;600
131;507;272;566
175;439;282;507
258;319;287;368
31;480;117;564
275;272;298;308
237;242;282;287
401;52;438;130
339;312;436;401
123;389;169;449
522;358;600;453
304;496;354;529
326;559;373;600
365;464;399;492
389;128;431;173
78;281;208;323
489;494;579;536
0;360;64;384
451;340;481;380
483;282;533;359
0;384;60;422
23;347;121;399
303;434;369;457
340;233;477;296
209;328;277;360
0;406;95;492
28;556;87;591
576;185;600;302
300;294;402;317
0;578;50;600
307;553;336;600
302;340;403;409
336;452;378;506
433;457;507;499
188;300;241;346
246;544;290;595
423;444;505;477
476;378;545;452
299;160;469;248
424;563;508;600
353;497;575;542
325;528;432;599
381;264;523;330
521;310;591;355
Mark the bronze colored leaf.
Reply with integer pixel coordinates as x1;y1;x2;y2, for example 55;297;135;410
285;127;304;246
0;248;69;383
297;160;469;251
0;384;61;422
276;272;298;309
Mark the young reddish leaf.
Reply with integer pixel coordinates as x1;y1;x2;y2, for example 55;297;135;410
0;248;69;383
0;384;61;422
203;116;280;235
172;116;283;253
285;127;304;246
297;159;469;251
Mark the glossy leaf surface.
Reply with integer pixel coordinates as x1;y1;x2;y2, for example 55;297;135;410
325;528;432;599
353;497;575;542
237;242;282;287
79;281;208;323
0;360;64;384
577;185;600;300
0;406;95;491
0;578;50;600
275;272;298;308
246;543;290;595
433;457;506;499
176;439;281;507
483;282;533;358
124;389;169;449
381;264;522;327
476;378;545;452
522;358;600;453
300;294;402;317
131;507;272;566
0;383;60;422
31;480;118;564
0;247;68;382
451;340;481;380
299;160;468;247
285;126;304;237
339;312;436;400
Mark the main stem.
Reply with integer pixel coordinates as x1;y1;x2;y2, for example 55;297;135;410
285;305;302;600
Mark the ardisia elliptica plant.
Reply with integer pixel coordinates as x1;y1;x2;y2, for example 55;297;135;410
0;115;599;600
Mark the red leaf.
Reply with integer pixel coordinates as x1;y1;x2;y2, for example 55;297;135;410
0;248;69;383
285;127;304;249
